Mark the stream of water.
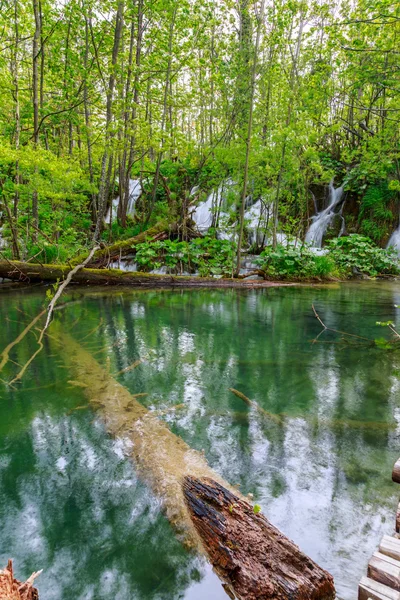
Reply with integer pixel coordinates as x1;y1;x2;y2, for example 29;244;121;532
1;283;400;599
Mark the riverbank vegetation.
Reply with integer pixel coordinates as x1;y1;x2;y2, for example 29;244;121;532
0;0;399;279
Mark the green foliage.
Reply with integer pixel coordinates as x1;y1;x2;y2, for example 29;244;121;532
253;504;261;514
255;245;339;280
358;183;395;243
327;235;399;277
134;237;236;276
255;235;399;280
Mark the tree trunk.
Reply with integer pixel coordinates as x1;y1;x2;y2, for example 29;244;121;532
0;560;40;600
145;5;177;226
93;1;124;241
12;0;20;220
272;15;304;248
235;0;265;276
52;329;335;600
0;260;282;288
184;476;335;600
32;0;41;242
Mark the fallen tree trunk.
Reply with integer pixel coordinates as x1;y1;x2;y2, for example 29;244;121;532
0;560;41;600
72;221;170;267
0;261;286;288
184;477;335;600
53;325;335;600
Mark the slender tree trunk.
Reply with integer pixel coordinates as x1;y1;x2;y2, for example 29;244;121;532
272;14;303;248
83;10;96;221
12;0;20;226
235;0;265;275
120;0;143;228
145;5;176;226
93;1;124;241
32;0;41;242
3;196;20;259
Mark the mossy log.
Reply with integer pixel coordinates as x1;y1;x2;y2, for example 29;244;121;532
0;560;40;600
0;261;284;288
72;221;169;266
54;326;335;600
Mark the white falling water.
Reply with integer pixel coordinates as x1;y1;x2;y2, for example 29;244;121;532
387;225;400;255
245;200;272;246
305;181;344;247
192;180;236;233
105;179;142;223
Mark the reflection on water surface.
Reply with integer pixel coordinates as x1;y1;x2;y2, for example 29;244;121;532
1;282;400;599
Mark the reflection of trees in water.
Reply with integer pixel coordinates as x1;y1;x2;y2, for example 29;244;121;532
0;414;205;600
2;285;400;600
63;286;400;600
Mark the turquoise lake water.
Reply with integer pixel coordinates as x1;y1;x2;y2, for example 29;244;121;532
1;282;400;599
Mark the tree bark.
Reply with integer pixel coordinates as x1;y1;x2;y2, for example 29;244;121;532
93;1;124;241
0;560;41;600
145;4;177;226
55;330;335;600
0;260;277;288
32;0;41;242
235;0;265;275
184;476;335;600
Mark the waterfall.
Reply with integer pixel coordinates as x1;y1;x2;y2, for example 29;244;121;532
245;200;272;246
105;179;142;223
192;180;236;233
387;226;400;255
305;181;344;247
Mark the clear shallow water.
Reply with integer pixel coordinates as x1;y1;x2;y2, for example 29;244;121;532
1;282;400;599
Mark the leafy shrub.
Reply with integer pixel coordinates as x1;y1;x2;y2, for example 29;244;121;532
134;237;236;276
327;235;399;276
358;182;395;243
255;244;338;280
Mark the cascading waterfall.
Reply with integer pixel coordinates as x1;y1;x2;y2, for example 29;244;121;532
105;178;142;223
192;180;273;246
387;225;400;255
305;180;344;247
245;200;272;247
192;179;235;233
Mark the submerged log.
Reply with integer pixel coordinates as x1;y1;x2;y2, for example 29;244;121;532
54;327;335;600
0;560;41;600
0;261;285;289
183;476;335;600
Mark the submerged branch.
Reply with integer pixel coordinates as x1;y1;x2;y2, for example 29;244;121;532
311;304;373;343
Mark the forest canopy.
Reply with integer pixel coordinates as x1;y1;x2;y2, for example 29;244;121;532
0;0;399;272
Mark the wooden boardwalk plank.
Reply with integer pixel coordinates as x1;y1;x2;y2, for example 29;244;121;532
368;552;400;590
380;536;400;562
359;576;400;600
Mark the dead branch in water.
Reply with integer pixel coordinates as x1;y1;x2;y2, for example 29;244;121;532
0;559;41;600
8;247;98;385
0;309;46;372
311;304;373;344
229;388;282;424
